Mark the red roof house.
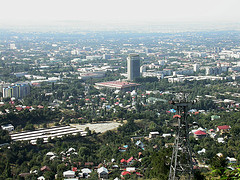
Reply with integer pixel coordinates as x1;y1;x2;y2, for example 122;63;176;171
72;167;77;172
136;172;144;177
121;171;131;176
173;115;181;118
41;166;51;172
217;125;230;130
217;125;231;134
37;105;44;109
120;159;127;163
194;130;207;135
127;157;135;165
194;130;207;139
16;107;23;111
25;106;31;110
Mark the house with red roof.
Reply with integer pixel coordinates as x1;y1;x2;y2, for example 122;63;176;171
16;107;23;111
72;167;77;172
126;157;136;165
37;105;44;109
217;125;231;134
24;106;32;110
193;130;207;139
121;171;131;179
120;159;127;163
40;166;51;172
136;172;144;177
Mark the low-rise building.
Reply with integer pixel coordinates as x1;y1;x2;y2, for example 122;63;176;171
97;167;109;179
149;131;160;138
193;130;207;139
217;125;231;134
95;81;140;91
227;157;237;164
63;170;75;178
1;124;14;131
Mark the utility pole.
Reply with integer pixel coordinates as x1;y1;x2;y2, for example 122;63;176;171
168;93;194;180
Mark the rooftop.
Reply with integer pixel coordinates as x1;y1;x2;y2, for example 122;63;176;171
95;81;140;89
217;125;231;130
194;130;207;135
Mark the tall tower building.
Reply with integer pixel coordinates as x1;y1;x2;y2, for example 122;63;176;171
193;64;200;72
127;54;140;81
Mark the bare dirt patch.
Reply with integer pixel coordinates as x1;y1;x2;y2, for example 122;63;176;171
70;122;122;133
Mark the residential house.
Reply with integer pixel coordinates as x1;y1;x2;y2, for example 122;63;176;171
81;168;92;178
19;173;31;178
217;137;225;143
208;129;215;133
126;167;136;172
41;166;51;172
197;148;206;155
121;171;131;178
193;130;207;139
227;157;237;164
165;143;174;148
1;124;14;131
135;140;144;150
37;176;45;180
118;145;128;152
210;133;217;139
217;125;231;134
112;164;119;169
127;157;136;166
97;167;109;179
149;131;160;138
63;170;75;178
211;115;220;121
46;152;56;156
72;167;78;172
162;133;172;138
192;122;199;128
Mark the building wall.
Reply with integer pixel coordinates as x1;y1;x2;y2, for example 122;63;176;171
2;83;30;99
127;54;140;81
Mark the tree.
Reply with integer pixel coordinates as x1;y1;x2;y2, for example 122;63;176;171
44;171;55;180
145;148;171;180
1;161;11;178
210;155;228;178
36;138;44;145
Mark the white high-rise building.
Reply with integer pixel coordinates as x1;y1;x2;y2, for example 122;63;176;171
140;65;147;73
193;64;200;72
158;60;165;66
9;44;16;50
127;54;140;81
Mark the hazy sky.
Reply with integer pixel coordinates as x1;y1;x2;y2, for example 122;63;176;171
1;0;240;26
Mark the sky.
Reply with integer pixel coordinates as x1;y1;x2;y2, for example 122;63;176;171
1;0;240;29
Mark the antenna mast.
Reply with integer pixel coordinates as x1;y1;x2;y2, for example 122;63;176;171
168;93;194;180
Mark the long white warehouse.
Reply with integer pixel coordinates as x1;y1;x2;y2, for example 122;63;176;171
10;126;87;144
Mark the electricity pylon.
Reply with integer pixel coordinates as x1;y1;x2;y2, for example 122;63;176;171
168;94;194;180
